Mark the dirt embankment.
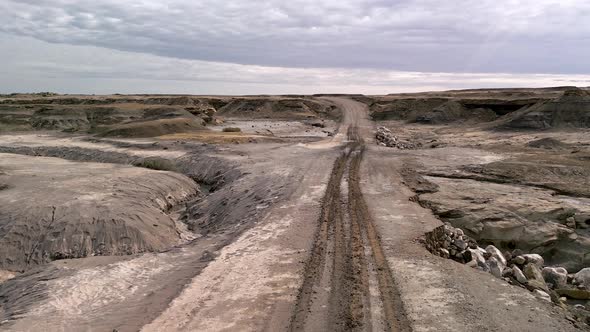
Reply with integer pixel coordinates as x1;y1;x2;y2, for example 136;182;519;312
366;87;590;130
0;95;339;138
0;153;200;272
0;136;251;273
216;97;339;120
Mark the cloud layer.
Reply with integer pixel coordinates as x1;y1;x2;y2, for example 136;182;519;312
2;0;590;74
2;33;589;95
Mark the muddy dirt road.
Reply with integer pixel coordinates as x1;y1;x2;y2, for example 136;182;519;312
288;105;410;331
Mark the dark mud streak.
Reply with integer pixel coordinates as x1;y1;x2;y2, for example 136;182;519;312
328;171;354;330
348;127;411;332
288;150;348;331
349;147;411;332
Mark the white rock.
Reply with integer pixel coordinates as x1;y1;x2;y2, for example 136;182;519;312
467;248;486;266
512;265;528;284
533;289;552;302
522;254;544;267
485;245;507;268
513;255;526;265
453;239;468;251
542;267;568;289
574;267;590;289
488;257;504;278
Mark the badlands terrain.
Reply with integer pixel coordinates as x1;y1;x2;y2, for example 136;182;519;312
0;87;590;331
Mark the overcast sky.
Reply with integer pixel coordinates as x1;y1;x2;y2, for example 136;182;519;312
1;0;590;94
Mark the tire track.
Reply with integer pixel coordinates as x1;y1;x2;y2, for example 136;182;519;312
288;149;349;331
289;124;410;331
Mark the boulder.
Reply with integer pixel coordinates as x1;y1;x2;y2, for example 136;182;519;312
524;263;549;292
512;265;528;284
542;267;568;289
488;257;504;278
513;255;526;265
477;262;491;273
467;248;487;266
533;289;552;302
527;279;549;293
574;268;590;289
503;251;513;262
485;245;507;267
524;263;544;280
454;238;468;251
522;254;544;267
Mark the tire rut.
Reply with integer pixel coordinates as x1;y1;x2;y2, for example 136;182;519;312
289;125;410;332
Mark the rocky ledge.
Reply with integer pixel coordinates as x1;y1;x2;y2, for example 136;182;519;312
425;223;590;326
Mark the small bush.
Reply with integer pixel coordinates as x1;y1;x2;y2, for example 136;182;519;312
222;127;241;132
132;157;177;171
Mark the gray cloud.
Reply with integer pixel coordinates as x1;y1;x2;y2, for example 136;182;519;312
1;33;589;95
2;0;590;73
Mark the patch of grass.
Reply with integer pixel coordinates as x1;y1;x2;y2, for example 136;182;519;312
222;127;241;132
132;157;177;171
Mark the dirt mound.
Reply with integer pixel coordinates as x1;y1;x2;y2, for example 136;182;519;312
0;96;226;134
527;137;569;150
217;98;338;119
505;88;590;129
99;117;205;138
0;153;200;272
23;105;209;137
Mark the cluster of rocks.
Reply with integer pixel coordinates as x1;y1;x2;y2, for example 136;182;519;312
426;224;590;323
185;105;219;124
375;127;417;149
424;223;479;261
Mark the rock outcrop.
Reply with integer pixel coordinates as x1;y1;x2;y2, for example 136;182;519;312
419;176;590;271
425;223;590;324
506;88;590;129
